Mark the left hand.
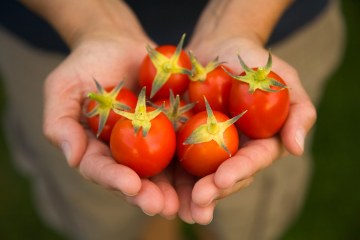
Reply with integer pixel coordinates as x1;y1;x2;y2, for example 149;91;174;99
173;35;316;225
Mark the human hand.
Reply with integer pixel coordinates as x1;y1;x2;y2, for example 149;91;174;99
41;30;180;218
173;35;316;225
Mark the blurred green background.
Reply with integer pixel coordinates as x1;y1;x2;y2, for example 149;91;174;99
281;0;360;239
1;0;360;239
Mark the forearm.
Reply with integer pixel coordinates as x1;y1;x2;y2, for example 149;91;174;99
17;0;147;49
192;0;294;45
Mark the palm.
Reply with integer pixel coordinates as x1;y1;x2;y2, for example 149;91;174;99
42;36;179;217
171;37;316;224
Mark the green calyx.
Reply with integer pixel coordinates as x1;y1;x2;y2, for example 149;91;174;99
222;49;290;94
84;77;131;137
146;34;192;98
183;97;247;156
189;51;225;82
113;87;164;138
148;89;197;131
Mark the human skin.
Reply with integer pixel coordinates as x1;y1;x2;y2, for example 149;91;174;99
19;0;179;218
18;0;316;226
175;0;316;225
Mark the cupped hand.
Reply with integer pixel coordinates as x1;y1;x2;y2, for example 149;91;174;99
174;36;316;224
42;33;179;218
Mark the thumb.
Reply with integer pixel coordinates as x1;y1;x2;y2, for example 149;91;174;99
43;75;88;168
280;75;317;156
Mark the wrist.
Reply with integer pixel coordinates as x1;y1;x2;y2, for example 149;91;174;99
19;0;148;50
190;0;294;46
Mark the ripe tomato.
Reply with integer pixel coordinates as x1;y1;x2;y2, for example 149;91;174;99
225;51;290;139
110;88;176;178
177;98;245;177
86;79;137;142
188;59;234;116
151;90;196;132
229;71;289;138
138;34;191;100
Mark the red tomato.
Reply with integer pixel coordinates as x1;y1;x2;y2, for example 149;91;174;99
110;107;176;178
87;87;137;142
177;111;239;177
229;69;290;139
188;65;234;116
153;98;196;132
138;45;191;100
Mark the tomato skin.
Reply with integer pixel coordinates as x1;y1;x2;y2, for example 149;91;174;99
138;45;191;100
87;87;138;142
177;111;239;177
153;98;195;131
110;107;176;178
229;69;290;139
188;65;234;117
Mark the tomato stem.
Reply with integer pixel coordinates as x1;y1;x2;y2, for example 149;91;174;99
146;34;191;98
208;120;219;134
256;67;266;81
163;63;173;72
84;77;131;137
87;92;112;108
148;89;197;131
189;51;225;82
222;49;290;94
183;97;245;156
169;93;180;118
113;87;164;138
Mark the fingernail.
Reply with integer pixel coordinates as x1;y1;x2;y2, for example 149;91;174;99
142;209;156;217
228;180;238;189
200;193;219;207
295;129;306;152
159;213;176;220
121;191;138;197
61;141;71;164
200;216;213;226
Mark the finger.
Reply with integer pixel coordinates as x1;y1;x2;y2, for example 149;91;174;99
150;171;180;219
281;101;316;156
77;135;141;196
191;178;253;225
214;137;282;189
43;115;87;168
79;138;165;215
123;179;165;216
78;137;142;196
281;73;317;156
192;174;254;207
271;58;317;156
174;163;197;224
192;174;218;207
190;200;217;225
43;75;87;168
216;177;254;199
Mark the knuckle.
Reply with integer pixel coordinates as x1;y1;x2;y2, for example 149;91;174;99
240;142;273;176
303;102;317;127
42;122;54;141
254;142;274;169
309;104;317;124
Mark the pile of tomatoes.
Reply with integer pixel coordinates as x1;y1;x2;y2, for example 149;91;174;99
84;34;290;178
